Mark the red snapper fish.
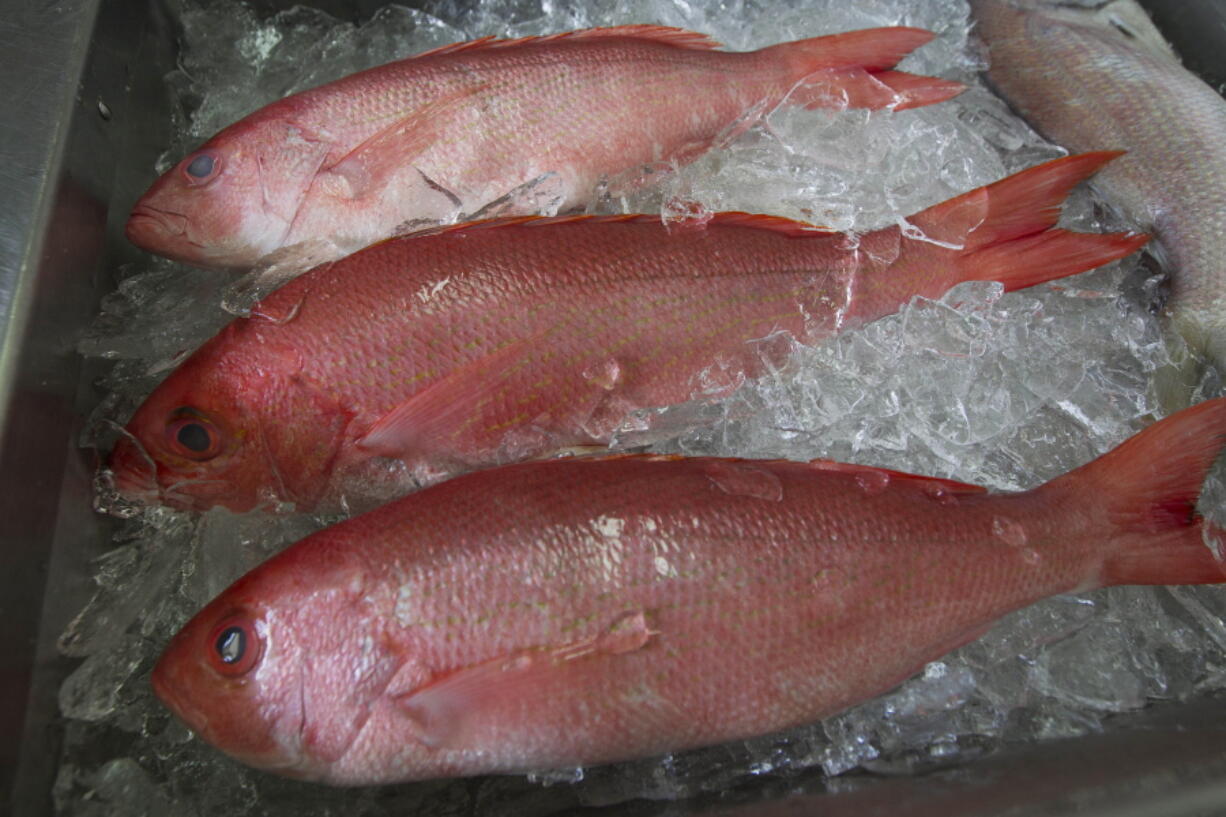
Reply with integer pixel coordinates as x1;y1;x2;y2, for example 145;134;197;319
969;0;1226;403
107;152;1147;513
124;25;966;270
151;398;1226;784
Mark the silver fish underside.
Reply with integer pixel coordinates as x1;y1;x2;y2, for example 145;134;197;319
970;0;1226;393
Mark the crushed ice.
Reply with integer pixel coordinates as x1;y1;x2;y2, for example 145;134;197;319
62;0;1226;813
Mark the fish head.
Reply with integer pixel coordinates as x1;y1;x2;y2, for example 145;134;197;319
108;332;350;513
152;547;406;780
126;117;332;269
151;588;304;773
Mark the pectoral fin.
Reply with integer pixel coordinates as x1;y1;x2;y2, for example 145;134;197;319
396;611;656;750
325;85;486;200
357;334;640;461
356;337;536;460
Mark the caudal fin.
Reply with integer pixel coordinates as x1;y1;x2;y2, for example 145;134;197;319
962;228;1149;292
845;153;1148;326
763;28;966;111
875;70;968;111
1048;398;1226;586
912;152;1148;293
916;151;1121;251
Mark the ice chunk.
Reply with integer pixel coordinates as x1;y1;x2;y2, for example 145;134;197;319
1028;619;1148;712
58;637;147;722
54;758;176;816
164;0;464;149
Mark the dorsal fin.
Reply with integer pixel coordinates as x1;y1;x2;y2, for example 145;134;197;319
804;459;989;494
543;452;990;495
415;26;724;60
399;211;836;241
698;212;836;236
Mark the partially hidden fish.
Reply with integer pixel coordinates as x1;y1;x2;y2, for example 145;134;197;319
969;0;1226;401
125;25;965;270
107;153;1147;513
150;397;1226;784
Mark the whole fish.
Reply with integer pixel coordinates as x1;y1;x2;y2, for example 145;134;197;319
151;398;1226;784
969;0;1226;397
125;25;965;270
107;153;1146;513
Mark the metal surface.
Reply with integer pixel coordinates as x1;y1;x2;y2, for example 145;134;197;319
684;696;1226;817
0;0;105;810
1141;0;1226;92
0;0;178;812
3;0;1226;814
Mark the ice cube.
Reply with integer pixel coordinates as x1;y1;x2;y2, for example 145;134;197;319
1027;619;1148;713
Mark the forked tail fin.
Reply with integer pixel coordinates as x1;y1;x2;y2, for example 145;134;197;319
763;27;965;111
846;153;1148;325
912;151;1149;291
1044;398;1226;586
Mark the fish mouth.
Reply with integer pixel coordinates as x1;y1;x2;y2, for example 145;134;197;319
127;205;189;238
97;466;160;517
125;205;209;259
106;438;229;513
150;653;212;736
104;434;162;511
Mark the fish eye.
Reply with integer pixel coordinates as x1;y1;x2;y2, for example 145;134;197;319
165;409;223;461
177;422;210;452
182;151;220;184
217;627;245;662
207;615;262;677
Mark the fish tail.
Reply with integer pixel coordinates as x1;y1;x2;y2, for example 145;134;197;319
1051;398;1226;586
957;228;1150;293
764;28;965;111
844;153;1147;326
915;152;1148;291
873;70;968;111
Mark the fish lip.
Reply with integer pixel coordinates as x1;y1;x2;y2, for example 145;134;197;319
106;442;161;510
109;458;157;499
125;206;208;254
127;204;188;237
150;653;212;737
109;461;214;513
106;436;167;507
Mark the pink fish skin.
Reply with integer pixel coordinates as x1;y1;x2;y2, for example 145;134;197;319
124;25;965;270
107;153;1147;513
150;398;1226;784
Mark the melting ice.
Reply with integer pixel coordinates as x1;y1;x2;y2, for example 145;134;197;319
61;0;1226;814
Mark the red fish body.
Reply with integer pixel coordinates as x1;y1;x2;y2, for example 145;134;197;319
124;25;965;270
108;153;1146;513
151;398;1226;784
